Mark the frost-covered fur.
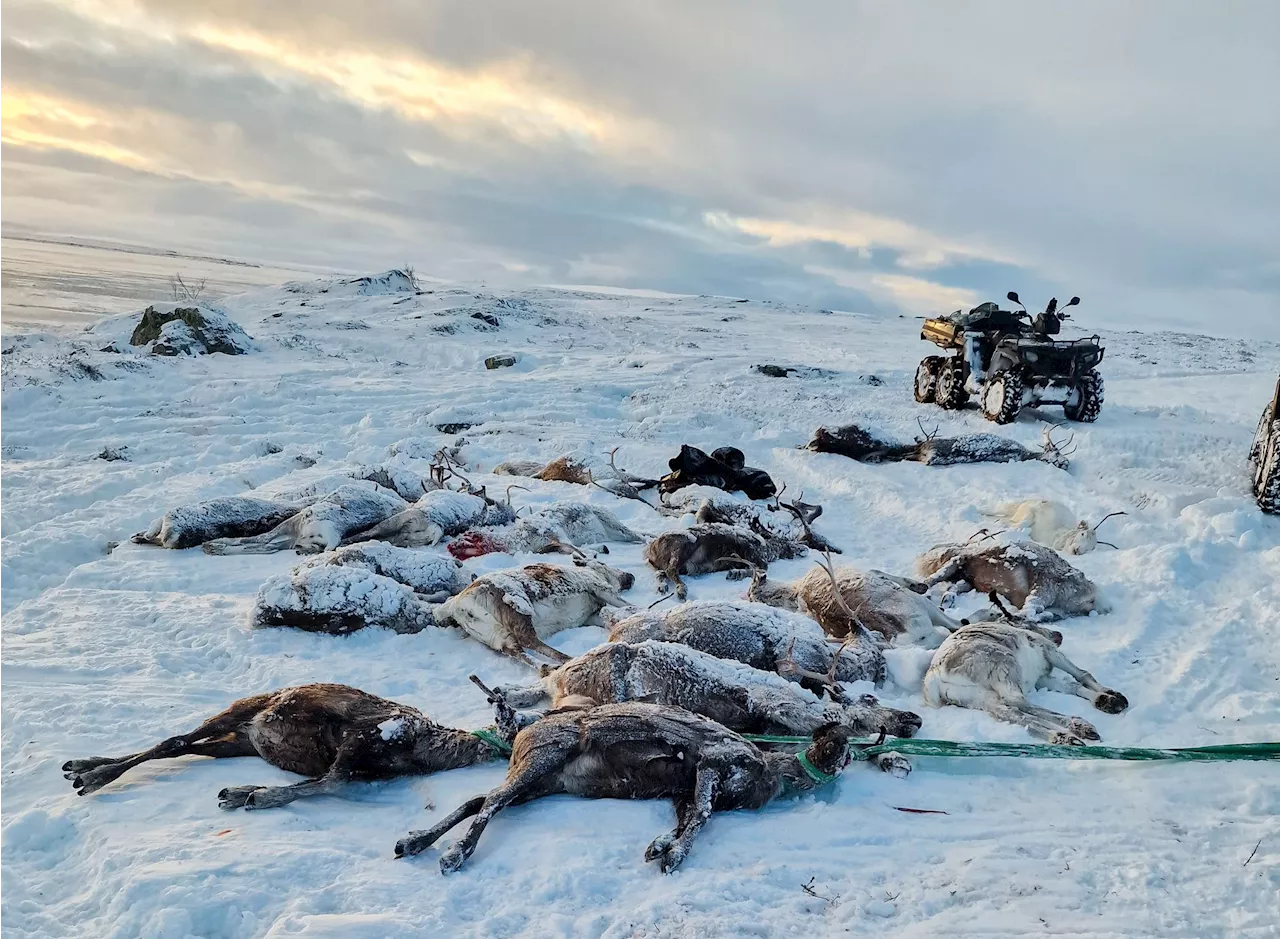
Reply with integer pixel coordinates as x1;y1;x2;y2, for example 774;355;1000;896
987;499;1097;554
923;622;1128;743
608;600;884;687
344;489;515;548
451;503;643;557
202;484;408;555
498;640;922;741
433;560;636;666
253;565;436;634
643;522;806;599
298;543;472;601
132;496;304;549
914;539;1106;621
395;702;856;874
63;684;503;805
749;566;961;648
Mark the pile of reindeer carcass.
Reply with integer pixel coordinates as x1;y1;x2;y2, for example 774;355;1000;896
65;422;1129;875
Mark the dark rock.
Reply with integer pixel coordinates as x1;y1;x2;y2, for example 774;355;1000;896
130;305;253;355
96;446;130;462
485;354;517;369
471;312;501;329
435;422;475;434
754;364;796;378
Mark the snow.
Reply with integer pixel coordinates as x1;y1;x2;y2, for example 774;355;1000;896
3;268;1279;937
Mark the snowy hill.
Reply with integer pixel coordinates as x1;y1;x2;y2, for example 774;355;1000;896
2;273;1278;937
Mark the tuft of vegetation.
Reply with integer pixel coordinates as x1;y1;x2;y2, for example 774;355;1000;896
170;273;207;302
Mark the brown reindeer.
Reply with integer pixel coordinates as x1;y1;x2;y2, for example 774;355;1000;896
63;684;506;807
643;513;806;600
395;702;855;873
748;564;962;647
914;537;1107;620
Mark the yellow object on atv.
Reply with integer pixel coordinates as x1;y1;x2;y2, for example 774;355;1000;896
922;318;961;349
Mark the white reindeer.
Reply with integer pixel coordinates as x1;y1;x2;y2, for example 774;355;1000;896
923;620;1128;744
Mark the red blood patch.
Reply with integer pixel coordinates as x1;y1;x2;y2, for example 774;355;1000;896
448;531;503;559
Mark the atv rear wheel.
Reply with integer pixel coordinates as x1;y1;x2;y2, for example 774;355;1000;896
1251;403;1279;514
981;370;1024;424
914;356;944;403
1064;369;1104;422
935;359;970;410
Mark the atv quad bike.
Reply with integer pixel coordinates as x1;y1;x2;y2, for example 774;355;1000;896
915;292;1105;424
1248;375;1280;514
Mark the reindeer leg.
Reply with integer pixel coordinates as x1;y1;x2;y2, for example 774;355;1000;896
1039;647;1129;714
1016;702;1100;742
494;680;551;709
922;557;963;589
396;797;486;857
519;636;572;666
221;734;367;810
437;753;568;874
981;700;1088;744
645;766;719;873
704;557;755;582
65;698;266;795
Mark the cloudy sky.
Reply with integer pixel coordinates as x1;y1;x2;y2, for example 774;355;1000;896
3;1;1276;335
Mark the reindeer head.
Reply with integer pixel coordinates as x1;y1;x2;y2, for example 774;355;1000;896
745;569;800;610
572;556;635;591
1037;427;1075;469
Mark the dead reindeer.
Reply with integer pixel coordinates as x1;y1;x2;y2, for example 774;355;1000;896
132;496;304;549
202;484;409;555
395;702;857;874
643;518;806;600
748;561;962;648
63;684;507;806
253;565;438;634
806;423;1071;470
493;639;922;752
433;559;636;666
343;488;515;548
448;502;644;559
923;620;1128;744
608;599;885;692
300;542;473;601
914;536;1107;621
492;455;593;485
986;499;1126;555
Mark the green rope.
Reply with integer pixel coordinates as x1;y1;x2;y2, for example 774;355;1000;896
470;728;512;755
795;750;837;786
741;735;1280;763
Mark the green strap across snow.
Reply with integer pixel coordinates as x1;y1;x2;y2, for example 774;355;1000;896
740;735;1280;763
470;728;513;755
795;750;838;786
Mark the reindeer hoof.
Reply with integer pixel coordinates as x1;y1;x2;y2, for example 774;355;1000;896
645;840;688;873
1066;718;1100;741
438;844;469;874
724;569;750;582
395;831;434;858
1051;732;1086;746
217;785;265;810
644;832;676;863
873;752;912;778
1094;691;1129;714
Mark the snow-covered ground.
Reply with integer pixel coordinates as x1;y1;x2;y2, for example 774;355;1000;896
2;270;1278;938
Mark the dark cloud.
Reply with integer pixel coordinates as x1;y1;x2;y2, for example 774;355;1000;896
2;0;1276;336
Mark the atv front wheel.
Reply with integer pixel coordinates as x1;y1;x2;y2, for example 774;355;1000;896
1064;369;1104;422
914;356;944;403
935;359;970;410
981;370;1024;424
1251;405;1279;514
